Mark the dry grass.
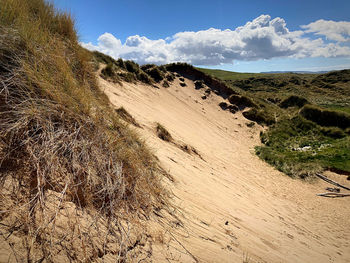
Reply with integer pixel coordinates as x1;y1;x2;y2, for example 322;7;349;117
115;107;141;127
0;0;168;261
156;123;173;142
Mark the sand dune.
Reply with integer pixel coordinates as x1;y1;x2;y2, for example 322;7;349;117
101;76;350;263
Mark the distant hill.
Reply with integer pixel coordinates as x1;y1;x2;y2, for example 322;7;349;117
261;70;329;74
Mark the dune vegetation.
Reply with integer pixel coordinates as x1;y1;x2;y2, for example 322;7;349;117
198;67;350;177
0;0;168;261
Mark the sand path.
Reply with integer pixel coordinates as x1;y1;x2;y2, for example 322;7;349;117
101;76;350;263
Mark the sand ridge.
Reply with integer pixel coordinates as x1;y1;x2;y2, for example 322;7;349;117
101;76;350;263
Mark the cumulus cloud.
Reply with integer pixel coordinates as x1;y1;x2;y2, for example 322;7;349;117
301;19;350;42
81;15;350;65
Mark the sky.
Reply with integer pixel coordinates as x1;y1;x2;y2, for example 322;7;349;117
51;0;350;72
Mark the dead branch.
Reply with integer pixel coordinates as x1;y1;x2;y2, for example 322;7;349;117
317;192;350;198
315;173;350;192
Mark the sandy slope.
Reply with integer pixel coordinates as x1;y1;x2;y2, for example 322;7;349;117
101;76;350;263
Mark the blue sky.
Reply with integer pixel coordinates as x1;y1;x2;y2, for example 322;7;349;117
51;0;350;72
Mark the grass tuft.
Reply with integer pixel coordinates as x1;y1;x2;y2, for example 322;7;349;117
156;123;173;142
115;107;141;127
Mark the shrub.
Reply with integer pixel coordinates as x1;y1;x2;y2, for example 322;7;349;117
124;60;140;73
321;127;346;138
116;58;125;68
159;65;167;72
219;102;228;110
137;71;153;84
246;122;255;127
141;64;157;71
179;77;185;82
156;123;173;142
194;80;205;89
144;66;164;82
118;71;136;82
162;80;170;88
180;82;187;87
166;73;175;82
280;95;308;108
300;105;350;129
243;108;275;125
165;62;195;72
228;95;258;109
227;104;239;113
101;62;116;77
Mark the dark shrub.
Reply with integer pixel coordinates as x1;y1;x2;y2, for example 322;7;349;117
144;66;164;82
180;82;186;87
118;72;136;82
227;104;239;113
159;65;167;72
124;60;140;73
137;71;153;84
101;63;115;78
280;95;308;108
228;95;258;109
194;80;205;89
300;105;350;129
218;102;239;113
219;102;228;110
321;127;346;139
141;64;157;71
243;108;275;125
166;73;175;82
179;77;185;82
116;58;125;68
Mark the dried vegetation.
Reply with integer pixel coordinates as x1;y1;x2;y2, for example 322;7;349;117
0;0;168;261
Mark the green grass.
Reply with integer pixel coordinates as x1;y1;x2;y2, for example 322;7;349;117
256;116;350;177
322;105;350;114
197;68;264;80
198;67;350;177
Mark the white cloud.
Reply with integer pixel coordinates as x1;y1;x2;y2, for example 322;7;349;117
301;19;350;42
81;15;350;66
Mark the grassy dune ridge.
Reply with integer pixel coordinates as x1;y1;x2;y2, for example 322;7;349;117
0;0;167;261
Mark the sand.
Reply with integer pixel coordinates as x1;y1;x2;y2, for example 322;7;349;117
101;75;350;263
